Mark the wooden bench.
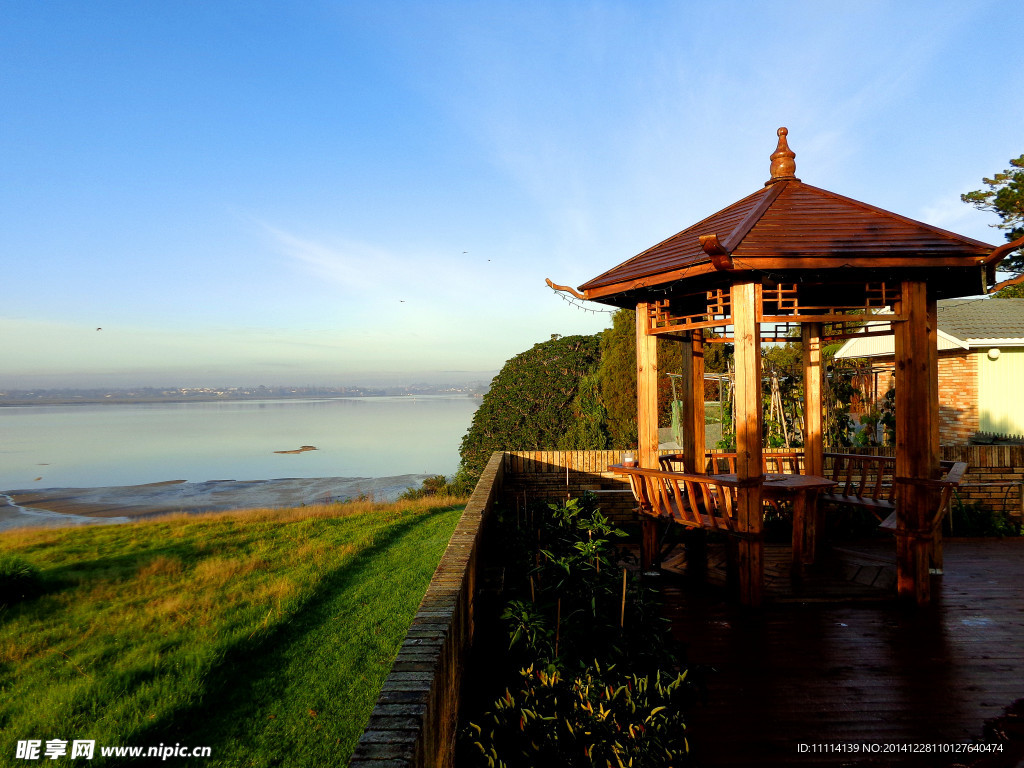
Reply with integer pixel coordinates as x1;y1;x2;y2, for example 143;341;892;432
660;451;968;539
821;452;898;519
618;464;836;578
881;462;968;539
821;453;967;538
661;452;804;518
616;465;739;533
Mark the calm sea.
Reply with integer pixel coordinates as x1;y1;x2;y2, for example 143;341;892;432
0;396;480;490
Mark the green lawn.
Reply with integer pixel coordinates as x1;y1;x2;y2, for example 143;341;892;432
0;497;465;767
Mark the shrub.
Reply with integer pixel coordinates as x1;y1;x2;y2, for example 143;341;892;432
399;475;450;500
458;335;604;478
399;471;475;500
945;496;1023;538
0;554;44;605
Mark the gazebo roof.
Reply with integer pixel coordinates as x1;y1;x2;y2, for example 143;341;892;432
576;129;999;304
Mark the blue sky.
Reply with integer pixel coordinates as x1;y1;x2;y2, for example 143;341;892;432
2;1;1022;388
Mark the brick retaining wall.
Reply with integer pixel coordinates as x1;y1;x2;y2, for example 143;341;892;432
349;451;504;768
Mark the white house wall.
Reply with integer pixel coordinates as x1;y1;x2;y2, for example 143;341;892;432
978;347;1024;437
835;329;966;359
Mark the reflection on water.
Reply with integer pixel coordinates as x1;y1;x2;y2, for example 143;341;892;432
0;396;479;489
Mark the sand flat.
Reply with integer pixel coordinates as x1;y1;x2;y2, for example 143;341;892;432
0;474;432;532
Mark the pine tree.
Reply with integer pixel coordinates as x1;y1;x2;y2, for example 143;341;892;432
962;154;1024;275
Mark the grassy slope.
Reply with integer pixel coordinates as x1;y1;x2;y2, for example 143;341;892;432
0;497;465;767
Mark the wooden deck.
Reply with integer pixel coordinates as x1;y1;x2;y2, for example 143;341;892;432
660;539;1024;767
662;537;902;602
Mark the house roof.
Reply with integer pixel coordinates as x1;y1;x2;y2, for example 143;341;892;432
575;129;998;302
935;298;1024;343
835;298;1024;358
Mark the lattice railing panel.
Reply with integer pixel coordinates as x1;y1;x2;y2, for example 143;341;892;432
645;281;904;336
648;290;733;334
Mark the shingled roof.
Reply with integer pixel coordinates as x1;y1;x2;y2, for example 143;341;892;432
576;129;998;301
936;298;1024;343
835;298;1024;359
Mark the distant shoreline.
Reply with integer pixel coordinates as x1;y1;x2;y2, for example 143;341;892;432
0;393;483;408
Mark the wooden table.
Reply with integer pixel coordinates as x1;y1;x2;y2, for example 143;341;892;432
710;473;837;573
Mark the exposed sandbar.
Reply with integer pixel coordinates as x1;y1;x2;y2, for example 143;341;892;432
0;474;433;533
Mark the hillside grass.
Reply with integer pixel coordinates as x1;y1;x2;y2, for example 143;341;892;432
0;497;466;766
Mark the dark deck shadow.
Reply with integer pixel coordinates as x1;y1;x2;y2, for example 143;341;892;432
662;539;1024;767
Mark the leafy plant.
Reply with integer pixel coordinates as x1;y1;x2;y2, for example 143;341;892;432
460;496;696;767
853;389;895;447
503;601;554;660
465;663;691;768
823;366;858;447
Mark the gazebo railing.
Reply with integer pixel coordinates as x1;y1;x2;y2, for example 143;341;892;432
658;450;804;475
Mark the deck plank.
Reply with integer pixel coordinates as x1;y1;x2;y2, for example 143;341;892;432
661;539;1024;767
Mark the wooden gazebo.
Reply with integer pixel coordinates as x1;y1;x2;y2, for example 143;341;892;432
551;128;1018;606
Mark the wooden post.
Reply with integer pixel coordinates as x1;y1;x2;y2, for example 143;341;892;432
641;516;658;574
636;303;660;572
636;303;659;470
800;322;824;568
802;323;824;477
681;330;708;575
731;280;764;606
681;330;707;474
925;294;943;576
894;281;940;605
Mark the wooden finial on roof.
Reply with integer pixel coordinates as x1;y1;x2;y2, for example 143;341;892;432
766;126;799;185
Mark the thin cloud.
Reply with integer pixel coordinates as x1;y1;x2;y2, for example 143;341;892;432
260;224;391;292
258;220;507;302
920;191;1000;244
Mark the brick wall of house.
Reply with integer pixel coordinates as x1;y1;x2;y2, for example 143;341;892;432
937;350;979;446
849;351;979;446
